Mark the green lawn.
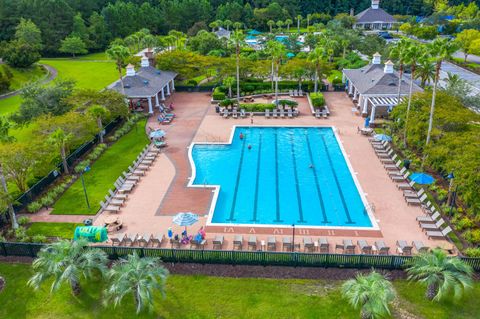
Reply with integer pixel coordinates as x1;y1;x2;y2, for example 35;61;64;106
8;64;47;91
0;262;479;318
51;119;149;215
26;222;83;239
39;58;119;90
76;52;111;61
0;95;22;116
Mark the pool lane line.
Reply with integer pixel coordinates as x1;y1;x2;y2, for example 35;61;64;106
290;133;305;223
273;130;282;222
318;134;354;224
252;133;262;222
305;132;329;224
228;133;247;221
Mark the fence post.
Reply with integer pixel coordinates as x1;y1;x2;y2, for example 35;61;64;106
140;247;144;258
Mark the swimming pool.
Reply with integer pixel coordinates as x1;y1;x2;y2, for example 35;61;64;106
190;127;374;228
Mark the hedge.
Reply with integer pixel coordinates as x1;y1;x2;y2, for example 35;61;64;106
310;92;325;108
212;87;225;100
239;103;276;112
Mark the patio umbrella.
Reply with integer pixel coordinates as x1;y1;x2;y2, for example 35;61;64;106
286;52;295;58
149;130;166;139
373;134;392;142
410;172;435;185
172;212;199;231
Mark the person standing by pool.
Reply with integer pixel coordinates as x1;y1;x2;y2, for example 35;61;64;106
167;227;173;239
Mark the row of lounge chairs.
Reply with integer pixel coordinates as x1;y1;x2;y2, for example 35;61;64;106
100;145;160;214
314;108;328;119
157;110;175;125
370;139;452;240
264;108;298;118
222;107;247;119
289;89;304;97
111;233;165;247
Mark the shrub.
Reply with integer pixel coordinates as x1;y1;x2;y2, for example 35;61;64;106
332;77;343;85
14;226;28;241
453;217;475;231
31;234;47;243
220;99;236;107
310;92;325;108
275;99;298;107
27;201;42;213
240;103;276;112
212;87;226;100
17;216;30;226
464;229;480;245
464;247;480;257
40;194;55;208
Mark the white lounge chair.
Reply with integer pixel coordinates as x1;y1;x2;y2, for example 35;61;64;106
406;193;427;205
421;218;445;231
100;200;120;213
416;211;440;224
358;240;372;254
233;235;243;250
413;241;429;253
374;241;390;255
396;240;413;255
426;226;452;239
319;237;329;253
265;109;271;118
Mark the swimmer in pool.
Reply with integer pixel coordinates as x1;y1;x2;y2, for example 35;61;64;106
248;144;252;150
239;133;244;139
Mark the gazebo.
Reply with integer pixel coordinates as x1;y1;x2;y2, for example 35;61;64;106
342;53;423;124
108;54;177;114
353;0;397;30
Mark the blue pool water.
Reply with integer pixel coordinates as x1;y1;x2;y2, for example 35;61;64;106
191;127;372;227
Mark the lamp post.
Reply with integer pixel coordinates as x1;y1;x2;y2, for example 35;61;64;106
447;171;454;206
80;165;91;210
291;224;295;252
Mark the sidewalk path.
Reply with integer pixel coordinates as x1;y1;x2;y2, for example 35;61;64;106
0;64;57;101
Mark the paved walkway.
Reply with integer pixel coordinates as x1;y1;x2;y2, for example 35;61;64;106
0;64;57;101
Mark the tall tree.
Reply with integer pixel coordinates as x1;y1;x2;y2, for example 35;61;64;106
230;30;245;101
285;18;293;32
106;45;131;95
407;249;473;301
403;44;427;146
59;35;88;58
266;41;286;104
389;38;411;106
267;20;275;33
104;253;169;314
415;59;435;87
455;29;480;62
296;15;302;32
426;38;457;145
87;105;109;143
223;76;235;98
307;46;327;93
48;128;73;174
0;116;17;229
71;13;88;42
342;271;396;319
28;239;108;296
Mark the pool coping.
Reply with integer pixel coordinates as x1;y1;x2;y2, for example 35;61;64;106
187;125;380;231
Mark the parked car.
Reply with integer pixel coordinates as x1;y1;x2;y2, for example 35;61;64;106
378;31;393;39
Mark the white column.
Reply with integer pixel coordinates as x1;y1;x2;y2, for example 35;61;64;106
171;79;175;91
161;87;165;100
348;83;353;95
166;83;171;95
370;105;377;124
148;96;153;114
358;94;363;107
155;93;160;107
362;96;369;114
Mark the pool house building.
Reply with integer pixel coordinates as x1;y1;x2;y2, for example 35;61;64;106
353;0;397;30
342;53;423;124
108;54;177;113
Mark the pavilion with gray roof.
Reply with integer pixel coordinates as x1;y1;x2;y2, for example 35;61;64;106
353;0;397;30
108;54;177;114
342;52;423;124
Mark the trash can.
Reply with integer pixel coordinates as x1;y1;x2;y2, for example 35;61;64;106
403;159;411;170
215;105;220;113
83;218;93;226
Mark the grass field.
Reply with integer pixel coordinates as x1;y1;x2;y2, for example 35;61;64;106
51;119;149;215
39;57;119;90
7;64;47;91
0;262;479;318
0;95;22;116
26;222;83;239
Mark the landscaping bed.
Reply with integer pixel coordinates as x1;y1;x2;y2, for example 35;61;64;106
26;222;82;240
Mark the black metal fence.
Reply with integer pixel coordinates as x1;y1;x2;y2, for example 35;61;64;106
175;85;215;92
12;118;123;212
2;242;480;271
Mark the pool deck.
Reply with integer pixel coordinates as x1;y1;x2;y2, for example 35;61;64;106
50;91;449;253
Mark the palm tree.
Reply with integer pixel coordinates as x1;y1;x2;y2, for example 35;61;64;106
307;14;312;28
415;58;435;87
267;20;275;33
402;44;427;147
307;46;327;93
223;76;235;98
168;30;185;49
142;34;157;52
340;39;350;58
48;128;73;174
425;38;458;145
296;15;302;32
224;19;232;31
230;30;245;101
276;20;284;32
104;253;169;314
389;38;411;105
407;249;473;301
267;41;286;105
209;21;218;32
342;271;396;319
0;116;17;229
106;45;131;95
233;22;243;31
285;19;293;32
28;239;108;295
87;105;110;143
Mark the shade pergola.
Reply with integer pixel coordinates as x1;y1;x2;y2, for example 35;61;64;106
367;96;404;123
